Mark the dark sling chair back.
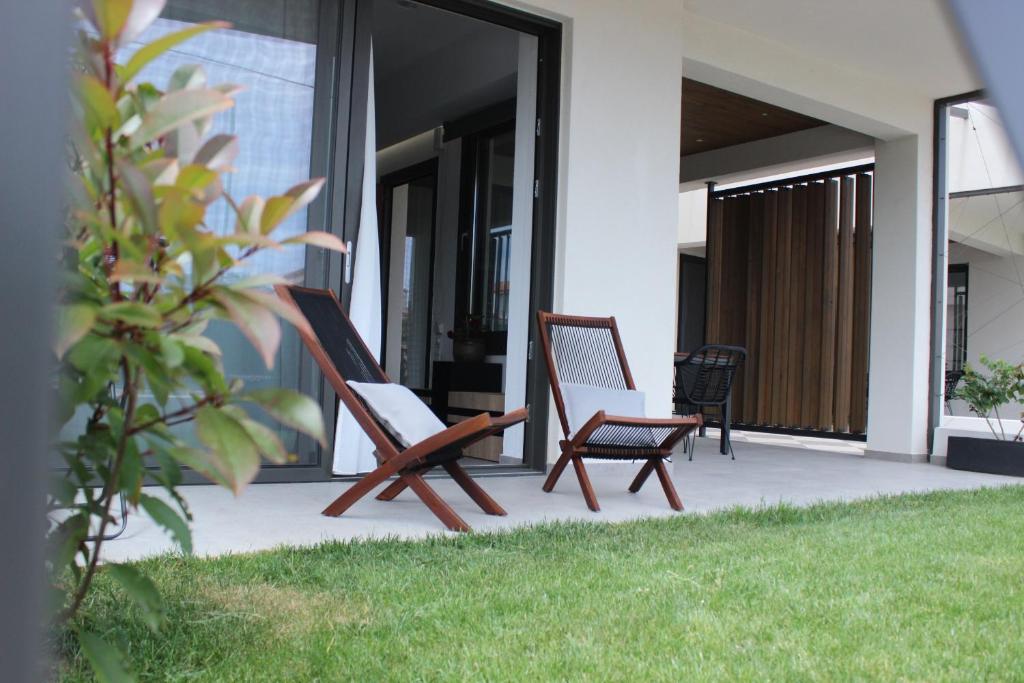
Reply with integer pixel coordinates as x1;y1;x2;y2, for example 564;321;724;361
276;285;528;532
536;311;702;512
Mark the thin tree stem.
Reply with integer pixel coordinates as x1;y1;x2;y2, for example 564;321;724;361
60;360;139;626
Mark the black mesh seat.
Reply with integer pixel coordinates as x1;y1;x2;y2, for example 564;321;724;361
673;345;746;460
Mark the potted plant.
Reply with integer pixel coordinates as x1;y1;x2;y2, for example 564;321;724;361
448;314;487;362
948;355;1024;476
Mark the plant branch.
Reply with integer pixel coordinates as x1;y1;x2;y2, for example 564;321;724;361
164;246;260;318
59;358;140;626
128;394;221;435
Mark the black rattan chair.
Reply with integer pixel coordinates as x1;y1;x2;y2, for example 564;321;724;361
673;345;746;460
945;369;964;415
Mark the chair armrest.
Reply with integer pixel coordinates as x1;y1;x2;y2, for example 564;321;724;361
393;406;529;469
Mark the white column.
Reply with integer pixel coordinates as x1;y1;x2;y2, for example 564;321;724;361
866;134;933;459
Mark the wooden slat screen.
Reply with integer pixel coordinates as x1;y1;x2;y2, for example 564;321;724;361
704;166;873;435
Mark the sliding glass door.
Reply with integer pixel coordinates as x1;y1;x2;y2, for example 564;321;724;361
127;0;349;477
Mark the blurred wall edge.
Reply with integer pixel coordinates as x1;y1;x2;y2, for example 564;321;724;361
0;0;68;679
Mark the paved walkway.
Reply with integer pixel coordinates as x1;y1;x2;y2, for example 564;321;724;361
100;438;1019;562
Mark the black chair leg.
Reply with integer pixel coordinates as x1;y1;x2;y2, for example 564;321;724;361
720;398;731;456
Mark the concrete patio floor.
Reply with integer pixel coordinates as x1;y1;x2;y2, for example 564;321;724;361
101;437;1020;562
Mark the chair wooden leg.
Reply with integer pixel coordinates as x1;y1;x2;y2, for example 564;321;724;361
404;473;471;532
653;458;683;511
443;462;507;516
542;445;573;493
322;464;396;517
375;467;432;501
572;456;600;512
628;460;656;493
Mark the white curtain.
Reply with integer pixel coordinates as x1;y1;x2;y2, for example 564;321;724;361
332;44;381;475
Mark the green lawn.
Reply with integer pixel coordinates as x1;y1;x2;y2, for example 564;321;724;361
61;486;1024;681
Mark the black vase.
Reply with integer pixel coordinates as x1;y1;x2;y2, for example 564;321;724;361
453;339;486;363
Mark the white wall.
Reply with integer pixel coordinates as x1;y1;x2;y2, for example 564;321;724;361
498;0;685;460
948;102;1024;193
678;188;707;247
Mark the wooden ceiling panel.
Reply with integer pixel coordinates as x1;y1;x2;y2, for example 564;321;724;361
681;78;827;156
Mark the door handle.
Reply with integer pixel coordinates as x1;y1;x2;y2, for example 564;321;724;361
343;240;353;284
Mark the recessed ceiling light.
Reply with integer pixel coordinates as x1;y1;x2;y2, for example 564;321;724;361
761;112;768;117
696;138;703;143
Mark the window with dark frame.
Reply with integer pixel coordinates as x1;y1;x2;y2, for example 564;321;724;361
946;264;969;373
455;119;517;355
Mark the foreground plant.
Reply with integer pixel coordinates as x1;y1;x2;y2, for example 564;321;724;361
955;355;1024;441
52;0;344;677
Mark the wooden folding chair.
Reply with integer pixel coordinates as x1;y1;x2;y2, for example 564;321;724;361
536;311;702;512
276;285;527;532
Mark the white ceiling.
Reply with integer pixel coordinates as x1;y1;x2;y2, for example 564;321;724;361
683;0;979;99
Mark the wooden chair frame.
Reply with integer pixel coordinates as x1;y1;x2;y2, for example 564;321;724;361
276;285;527;532
536;311;702;512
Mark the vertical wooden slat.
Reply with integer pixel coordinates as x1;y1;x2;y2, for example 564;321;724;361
786;185;807;426
833;176;856;431
817;179;839;430
723;195;748;422
850;174;873;434
742;193;764;423
801;182;824;428
706;197;724;344
756;190;778;424
771;188;792;426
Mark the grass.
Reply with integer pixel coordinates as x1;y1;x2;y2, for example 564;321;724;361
61;486;1024;682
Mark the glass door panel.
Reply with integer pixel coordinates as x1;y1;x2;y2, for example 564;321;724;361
126;0;328;468
383;169;437;391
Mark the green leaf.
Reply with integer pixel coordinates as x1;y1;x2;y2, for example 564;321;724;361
171;333;222;358
121;20;227;83
234;195;264;234
166;445;229;488
88;0;133;40
210;288;281;369
119;0;168;45
139;493;193;553
168;64;207;92
55;303;97;358
239;417;288;464
194;406;261;493
280;230;348;252
232;288;313;338
175;164;221;204
193;133;239;171
76;74;118;132
157;336;185;368
106;564;165;632
243;388;326;446
77;630;135;683
180;346;227;393
116;159;158;233
259;179;325;234
102;302;162;328
110;260;163;285
129;89;233;149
